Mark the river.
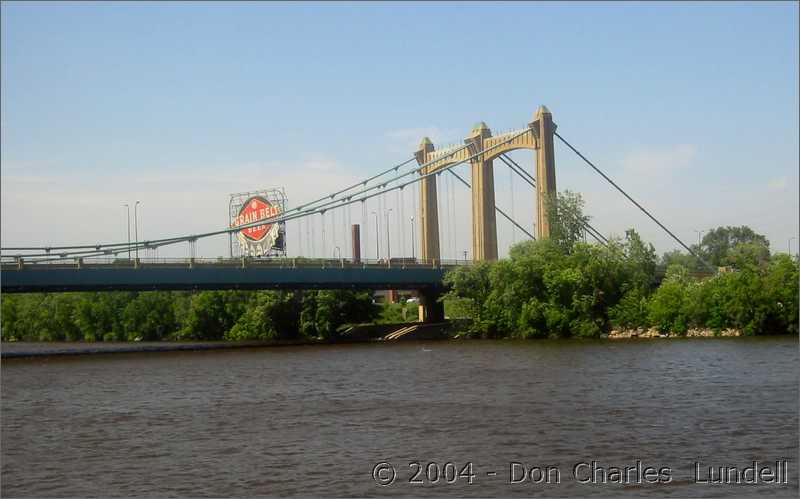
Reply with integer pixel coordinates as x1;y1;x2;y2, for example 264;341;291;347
2;337;797;497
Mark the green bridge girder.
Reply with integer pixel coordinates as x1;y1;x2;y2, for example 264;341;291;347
0;262;449;294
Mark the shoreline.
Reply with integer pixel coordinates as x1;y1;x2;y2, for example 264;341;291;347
607;327;743;339
3;328;789;360
0;338;367;359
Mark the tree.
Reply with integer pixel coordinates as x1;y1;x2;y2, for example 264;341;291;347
179;291;249;340
660;249;702;271
226;291;302;341
620;229;658;293
700;226;770;268
546;190;590;254
121;292;177;341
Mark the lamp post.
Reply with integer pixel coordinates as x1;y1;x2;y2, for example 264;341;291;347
134;201;141;260
371;211;379;260
694;229;706;247
385;208;393;260
123;204;131;259
410;216;416;260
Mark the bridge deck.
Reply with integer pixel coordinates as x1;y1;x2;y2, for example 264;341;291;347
0;259;454;293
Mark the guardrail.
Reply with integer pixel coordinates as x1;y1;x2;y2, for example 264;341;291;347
0;256;475;271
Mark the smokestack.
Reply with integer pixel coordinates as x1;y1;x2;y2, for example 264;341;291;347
351;224;361;263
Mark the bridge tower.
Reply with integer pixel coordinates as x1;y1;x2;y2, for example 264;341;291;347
531;105;557;240
415;137;441;263
414;105;557;264
465;122;499;261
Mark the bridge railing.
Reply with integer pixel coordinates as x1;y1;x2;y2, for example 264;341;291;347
0;256;474;271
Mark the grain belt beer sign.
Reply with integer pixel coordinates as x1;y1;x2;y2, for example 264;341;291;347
232;196;282;256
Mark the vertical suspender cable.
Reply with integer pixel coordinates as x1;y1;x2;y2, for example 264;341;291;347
449;171;456;261
450;172;455;260
509;160;516;247
400;187;406;258
361;199;367;261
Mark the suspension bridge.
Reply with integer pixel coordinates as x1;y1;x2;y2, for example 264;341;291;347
0;105;709;321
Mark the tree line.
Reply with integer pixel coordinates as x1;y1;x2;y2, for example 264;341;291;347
442;191;798;338
1;289;381;342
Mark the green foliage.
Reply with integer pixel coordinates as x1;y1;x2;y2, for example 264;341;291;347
609;288;651;330
444;225;660;339
643;255;799;336
225;291;302;341
121;292;178;341
1;288;379;343
546;189;590;254
660;249;702;271
444;221;797;338
700;225;770;268
647;267;690;334
377;301;418;324
178;291;249;340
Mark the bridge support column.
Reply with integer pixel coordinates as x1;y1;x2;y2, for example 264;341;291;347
417;288;445;323
531;106;557;239
466;122;498;261
415;138;440;263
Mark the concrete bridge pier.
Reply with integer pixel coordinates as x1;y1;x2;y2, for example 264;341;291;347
417;288;445;323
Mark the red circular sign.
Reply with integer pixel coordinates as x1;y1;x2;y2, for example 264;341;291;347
233;196;281;242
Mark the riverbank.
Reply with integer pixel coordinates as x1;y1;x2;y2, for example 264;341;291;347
0;321;452;358
0;339;348;359
608;327;742;339
4;326;778;359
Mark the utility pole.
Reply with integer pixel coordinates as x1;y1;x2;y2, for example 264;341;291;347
371;211;379;260
134;200;140;260
123;204;131;259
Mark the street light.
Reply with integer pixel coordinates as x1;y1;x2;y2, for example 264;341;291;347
694;229;706;247
385;208;393;260
790;237;797;256
123;204;131;260
371;211;380;260
134;201;141;260
410;216;416;260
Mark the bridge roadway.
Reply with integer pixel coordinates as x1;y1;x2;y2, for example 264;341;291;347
0;258;456;294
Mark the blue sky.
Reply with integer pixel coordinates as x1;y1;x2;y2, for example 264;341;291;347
2;2;798;259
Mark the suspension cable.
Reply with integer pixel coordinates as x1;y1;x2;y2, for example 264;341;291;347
448;169;535;240
509;160;516;245
291;157;416;214
498;154;609;246
554;131;713;271
5;129;532;261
